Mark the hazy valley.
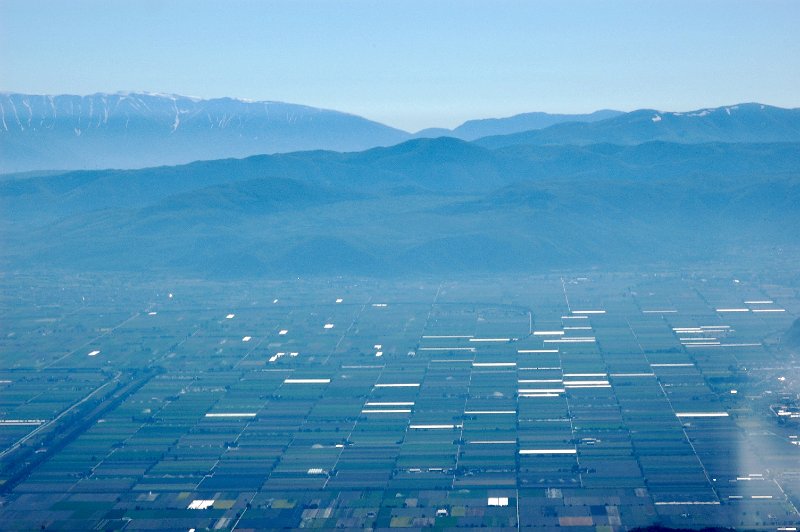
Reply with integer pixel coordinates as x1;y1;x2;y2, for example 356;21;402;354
2;93;800;531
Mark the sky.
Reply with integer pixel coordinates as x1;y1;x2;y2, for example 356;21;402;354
1;0;799;132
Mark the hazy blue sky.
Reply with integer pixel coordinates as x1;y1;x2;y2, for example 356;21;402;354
2;0;798;131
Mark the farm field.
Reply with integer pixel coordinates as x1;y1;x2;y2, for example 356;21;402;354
0;270;798;530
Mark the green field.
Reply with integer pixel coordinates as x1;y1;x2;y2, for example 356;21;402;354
0;270;798;530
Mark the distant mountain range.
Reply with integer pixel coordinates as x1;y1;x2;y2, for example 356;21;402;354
0;92;634;173
2;94;799;277
2;93;799;174
476;103;800;148
9;93;794;174
0;92;410;173
413;109;623;140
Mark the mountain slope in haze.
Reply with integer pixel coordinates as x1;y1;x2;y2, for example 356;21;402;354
0;138;509;224
3;137;799;276
11;162;797;276
414;109;623;140
0;92;411;173
4;138;798;226
475;103;800;148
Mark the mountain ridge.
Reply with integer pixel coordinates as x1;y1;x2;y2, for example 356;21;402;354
0;92;411;172
6;138;798;226
475;103;800;148
6;92;795;174
414;109;623;140
3;136;798;276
